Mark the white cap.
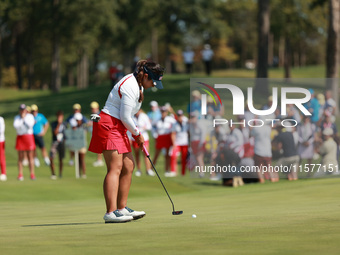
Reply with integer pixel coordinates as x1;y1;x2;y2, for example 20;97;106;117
323;127;333;136
74;112;83;121
150;101;158;107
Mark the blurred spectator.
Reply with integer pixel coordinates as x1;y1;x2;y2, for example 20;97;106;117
303;89;320;124
31;104;50;167
250;120;276;183
205;96;224;120
189;111;206;178
314;128;338;177
187;90;201;115
90;101;104;167
132;109;155;177
201;44;214;76
317;93;326;119
182;46;195;74
225;124;244;186
324;90;336;116
147;100;162;128
66;103;88;166
297;116;316;175
70;112;88;178
272;125;299;181
109;61;119;87
171;110;189;176
153;106;176;177
13;104;36;180
0;116;6;181
21;106;32;167
49;110;67;179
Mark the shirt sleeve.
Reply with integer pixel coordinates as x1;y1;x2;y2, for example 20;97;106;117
120;95;139;136
0;117;4;134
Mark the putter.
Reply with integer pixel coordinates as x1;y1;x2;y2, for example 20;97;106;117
142;145;183;216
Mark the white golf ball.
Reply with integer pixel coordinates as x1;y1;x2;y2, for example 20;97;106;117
192;214;197;218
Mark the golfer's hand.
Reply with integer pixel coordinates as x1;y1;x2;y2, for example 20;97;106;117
134;134;145;147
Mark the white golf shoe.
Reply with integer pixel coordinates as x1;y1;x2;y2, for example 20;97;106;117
119;207;146;220
103;210;133;223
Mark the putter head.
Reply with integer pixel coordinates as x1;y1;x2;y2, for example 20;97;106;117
172;210;183;215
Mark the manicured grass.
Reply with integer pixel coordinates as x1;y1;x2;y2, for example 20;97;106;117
0;175;339;255
0;66;339;254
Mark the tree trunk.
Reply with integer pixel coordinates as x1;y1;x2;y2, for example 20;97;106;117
326;0;340;114
77;50;89;89
15;35;23;90
255;0;270;96
27;35;34;90
67;64;75;86
51;37;61;92
284;37;291;82
151;28;159;63
51;0;61;93
93;48;100;86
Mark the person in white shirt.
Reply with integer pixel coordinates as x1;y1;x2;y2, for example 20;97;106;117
201;44;214;75
0;116;7;181
88;60;164;223
13;104;36;180
182;46;195;74
132;109;155;177
171;110;189;176
250;120;276;183
152;106;176;176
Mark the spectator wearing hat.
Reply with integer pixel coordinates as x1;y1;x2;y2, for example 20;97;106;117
0;116;6;181
66;103;88;166
153;106;177;177
89;101;104;167
171;110;189;176
70;112;88;178
201;44;214;76
13;104;36;180
147;100;162;128
132;109;155;177
187;90;201;116
49;110;67;179
31;104;50;167
314;128;339;177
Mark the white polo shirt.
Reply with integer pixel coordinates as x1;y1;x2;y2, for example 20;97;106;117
174;117;189;146
0;117;5;142
134;112;151;141
13;113;35;135
155;116;176;136
102;74;142;135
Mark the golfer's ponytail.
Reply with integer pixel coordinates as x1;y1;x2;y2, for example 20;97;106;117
135;60;147;103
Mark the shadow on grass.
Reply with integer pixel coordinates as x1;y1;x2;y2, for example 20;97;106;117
22;222;103;227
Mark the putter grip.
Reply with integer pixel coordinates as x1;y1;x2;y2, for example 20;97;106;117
142;145;149;157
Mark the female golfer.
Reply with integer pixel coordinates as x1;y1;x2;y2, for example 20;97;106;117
89;60;164;223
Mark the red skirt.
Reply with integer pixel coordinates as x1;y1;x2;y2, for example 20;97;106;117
89;112;131;154
190;140;205;155
156;134;173;149
16;134;36;151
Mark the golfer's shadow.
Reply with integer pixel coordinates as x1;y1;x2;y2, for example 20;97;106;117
22;222;103;227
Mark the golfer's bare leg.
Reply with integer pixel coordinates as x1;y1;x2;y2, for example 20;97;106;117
117;152;135;209
103;150;123;213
